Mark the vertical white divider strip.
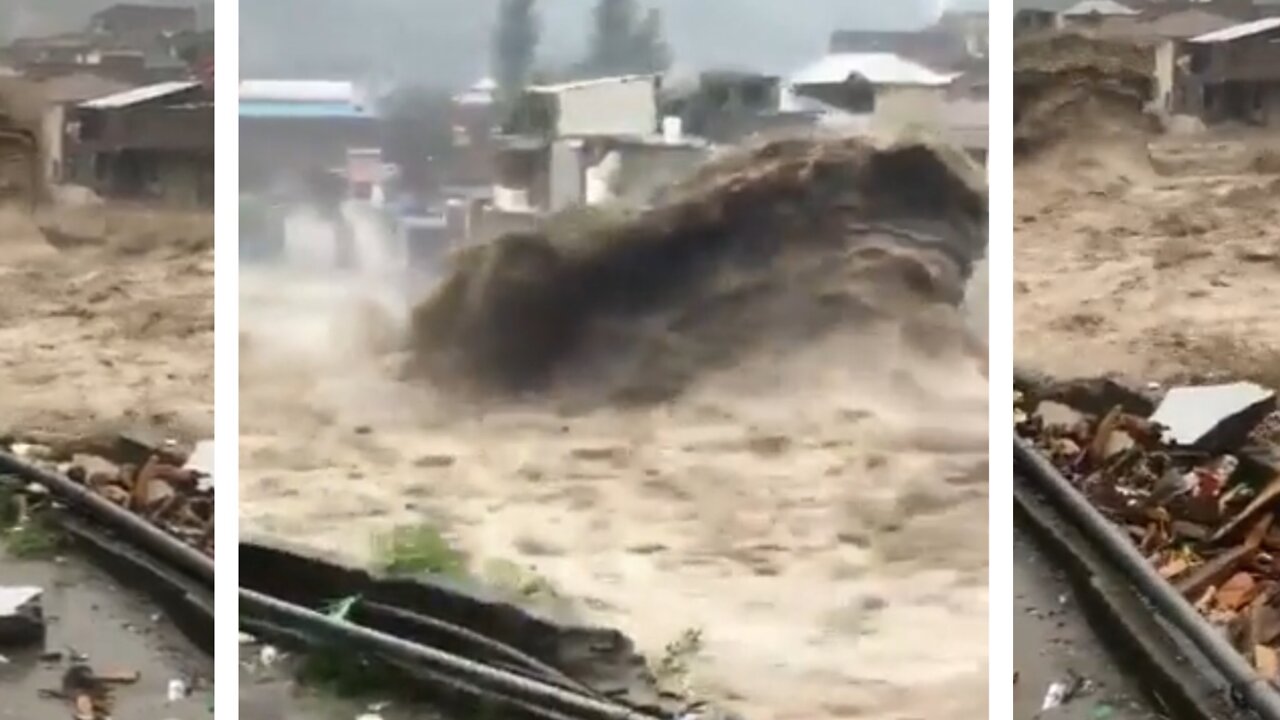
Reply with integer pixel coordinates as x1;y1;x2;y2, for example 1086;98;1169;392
212;0;240;715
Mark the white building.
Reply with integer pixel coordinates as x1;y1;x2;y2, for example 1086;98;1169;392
784;52;959;137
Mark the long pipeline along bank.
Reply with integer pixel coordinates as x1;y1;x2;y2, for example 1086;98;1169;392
238;541;700;720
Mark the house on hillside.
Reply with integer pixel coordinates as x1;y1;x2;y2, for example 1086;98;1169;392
89;4;199;47
71;80;213;205
1059;0;1141;33
238;80;379;195
2;4;203;86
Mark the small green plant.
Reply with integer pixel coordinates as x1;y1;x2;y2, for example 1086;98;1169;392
0;479;21;529
0;480;63;559
5;516;63;559
374;524;467;578
652;627;704;692
482;559;560;602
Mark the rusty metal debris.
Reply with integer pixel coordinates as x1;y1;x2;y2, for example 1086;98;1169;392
37;663;141;720
2;433;214;558
1017;379;1280;684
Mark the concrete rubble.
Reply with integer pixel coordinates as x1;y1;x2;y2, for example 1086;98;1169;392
1017;376;1280;685
3;433;215;558
1150;382;1277;452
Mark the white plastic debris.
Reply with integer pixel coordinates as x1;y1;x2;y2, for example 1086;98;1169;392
167;678;188;702
187;439;214;487
1151;382;1275;449
260;644;280;667
0;586;44;646
1042;681;1069;710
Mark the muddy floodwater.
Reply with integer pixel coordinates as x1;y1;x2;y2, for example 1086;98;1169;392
0;552;212;720
241;140;989;720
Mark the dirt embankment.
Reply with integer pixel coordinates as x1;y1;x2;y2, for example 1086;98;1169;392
0;205;214;441
242;136;990;720
1014;33;1280;385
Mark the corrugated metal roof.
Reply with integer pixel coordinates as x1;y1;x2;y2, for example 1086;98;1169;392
80;80;200;109
790;53;957;87
239;79;356;103
1141;9;1237;40
39;73;133;104
1061;0;1139;16
528;75;656;94
1191;16;1280;42
239;100;371;119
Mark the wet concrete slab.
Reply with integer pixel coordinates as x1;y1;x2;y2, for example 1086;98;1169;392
238;652;440;720
1015;529;1163;720
0;551;212;720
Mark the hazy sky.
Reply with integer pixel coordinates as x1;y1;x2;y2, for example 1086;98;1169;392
241;0;988;86
0;0;986;86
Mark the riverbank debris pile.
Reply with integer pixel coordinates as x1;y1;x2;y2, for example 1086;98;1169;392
1;432;214;558
1016;374;1280;683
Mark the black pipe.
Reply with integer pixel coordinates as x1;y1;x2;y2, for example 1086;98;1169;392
360;599;599;697
1015;437;1280;720
0;450;214;585
240;588;662;720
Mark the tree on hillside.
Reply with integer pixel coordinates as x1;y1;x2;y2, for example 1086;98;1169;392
379;86;454;197
630;8;670;74
493;0;540;101
583;0;670;78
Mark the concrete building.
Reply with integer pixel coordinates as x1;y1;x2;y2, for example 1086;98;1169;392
238;79;379;194
495;74;707;213
1174;17;1280;125
467;74;713;244
449;77;499;188
35;72;134;185
72;79;213;206
661;71;792;144
786;52;958;135
507;75;661;139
